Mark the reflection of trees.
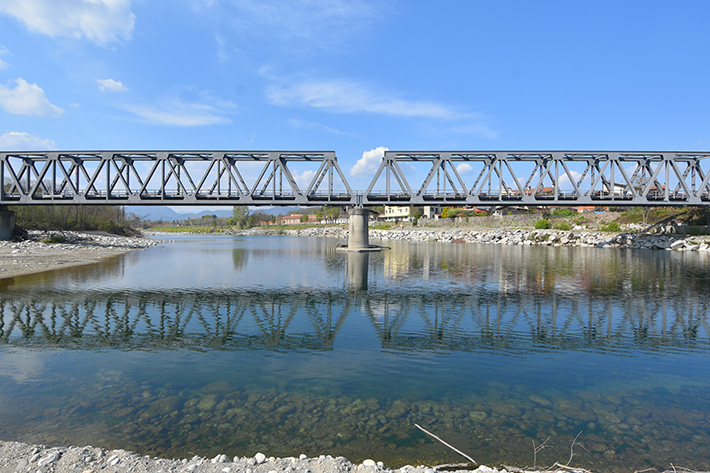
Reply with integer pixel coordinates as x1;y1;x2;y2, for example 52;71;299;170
1;287;708;353
232;248;249;271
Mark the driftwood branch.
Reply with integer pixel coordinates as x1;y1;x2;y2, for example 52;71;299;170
415;423;477;466
532;436;551;468
565;431;588;466
551;462;594;473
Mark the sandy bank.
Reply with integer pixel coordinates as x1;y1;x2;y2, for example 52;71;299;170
0;230;159;280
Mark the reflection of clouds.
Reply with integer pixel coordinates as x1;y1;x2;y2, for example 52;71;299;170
0;351;46;383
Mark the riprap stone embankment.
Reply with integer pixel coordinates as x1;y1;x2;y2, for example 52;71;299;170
233;226;710;252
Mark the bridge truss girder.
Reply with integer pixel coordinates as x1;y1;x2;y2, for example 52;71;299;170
365;151;710;206
0;151;353;206
3;150;710;207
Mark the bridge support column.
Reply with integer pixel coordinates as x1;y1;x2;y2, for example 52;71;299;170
337;208;382;252
0;207;15;241
348;208;370;250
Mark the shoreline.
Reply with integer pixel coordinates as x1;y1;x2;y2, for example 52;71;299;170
227;225;710;252
0;439;600;473
0;230;160;281
3;224;709;282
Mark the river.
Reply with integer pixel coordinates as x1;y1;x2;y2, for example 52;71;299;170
0;234;709;471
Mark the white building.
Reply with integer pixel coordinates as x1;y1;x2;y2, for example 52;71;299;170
383;206;411;220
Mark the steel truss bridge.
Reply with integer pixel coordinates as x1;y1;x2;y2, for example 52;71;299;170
2;150;710;207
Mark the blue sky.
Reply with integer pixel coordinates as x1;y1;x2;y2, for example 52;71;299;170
0;0;709;198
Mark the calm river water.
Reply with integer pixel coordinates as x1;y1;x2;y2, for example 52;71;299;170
1;234;709;471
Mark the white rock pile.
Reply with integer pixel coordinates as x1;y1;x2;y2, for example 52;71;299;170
263;227;710;252
0;230;159;251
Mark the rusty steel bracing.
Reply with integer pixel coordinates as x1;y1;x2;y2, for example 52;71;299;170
2;149;710;206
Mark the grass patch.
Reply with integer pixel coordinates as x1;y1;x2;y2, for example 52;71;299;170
370;224;392;230
551;208;575;218
553;222;572;231
150;226;218;233
599;221;622;232
42;235;68;243
617;207;706;225
534;218;551;229
270;224;346;231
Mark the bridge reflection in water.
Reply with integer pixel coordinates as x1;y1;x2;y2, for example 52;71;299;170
2;285;707;353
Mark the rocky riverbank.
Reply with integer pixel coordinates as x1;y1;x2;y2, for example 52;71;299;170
0;440;608;473
230;226;710;252
0;230;159;280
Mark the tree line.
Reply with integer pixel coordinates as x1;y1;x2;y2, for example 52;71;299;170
10;205;138;235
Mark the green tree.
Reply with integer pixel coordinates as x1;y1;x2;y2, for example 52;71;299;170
231;206;251;229
325;206;340;220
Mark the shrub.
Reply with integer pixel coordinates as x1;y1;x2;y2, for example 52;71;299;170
599;221;622;232
42;235;68;243
551;208;575;218
554;221;572;231
534;218;551;229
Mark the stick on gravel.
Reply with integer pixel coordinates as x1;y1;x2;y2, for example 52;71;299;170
415;423;477;466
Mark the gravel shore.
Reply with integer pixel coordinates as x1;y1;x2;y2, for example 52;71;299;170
0;230;159;280
231;225;710;252
0;440;555;473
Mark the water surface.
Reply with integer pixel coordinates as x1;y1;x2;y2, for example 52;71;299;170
1;235;709;472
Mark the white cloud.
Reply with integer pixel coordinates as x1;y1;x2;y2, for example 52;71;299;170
97;78;128;92
0;131;57;150
0;46;9;70
286;118;350;136
457;163;474;174
267;79;464;120
267;78;497;139
122;96;236;126
290;169;315;189
350;146;387;177
0;0;135;45
200;0;381;50
0;78;64;116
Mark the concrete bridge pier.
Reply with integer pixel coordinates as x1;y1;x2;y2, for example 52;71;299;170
0;207;15;241
337;208;382;252
348;208;370;250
